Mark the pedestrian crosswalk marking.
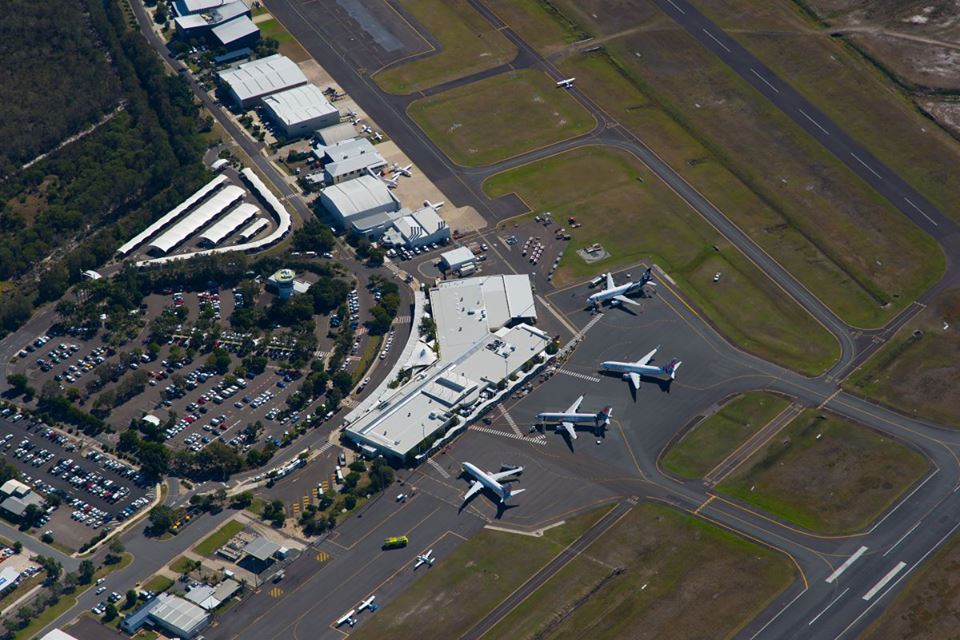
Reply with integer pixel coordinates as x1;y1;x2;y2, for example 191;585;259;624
427;458;451;479
316;441;334;455
472;425;547;445
556;369;601;383
500;407;522;437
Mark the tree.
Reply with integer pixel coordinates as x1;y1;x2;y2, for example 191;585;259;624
36;556;61;580
24;504;44;529
148;505;175;536
344;495;357;510
332;371;353;396
242;355;267;375
293;219;335;253
78;559;95;584
12;541;21;554
308;277;349;314
126;589;138;608
343;471;360;490
6;373;28;396
104;603;118;621
348;460;365;473
231;491;253;509
205;348;231;375
138;441;170;478
369;459;395;492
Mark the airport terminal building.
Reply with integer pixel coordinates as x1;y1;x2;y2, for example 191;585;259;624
345;275;551;462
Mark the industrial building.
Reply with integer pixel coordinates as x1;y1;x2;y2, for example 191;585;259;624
0;480;45;521
198;203;259;247
147;185;246;255
381;206;450;248
315;122;359;145
440;246;477;274
116;175;229;258
184;579;241;611
173;0;249;36
318;175;400;233
313;137;386;184
262;84;340;139
345;275;549;461
173;0;226;15
211;15;260;50
217;54;308;109
122;593;210;639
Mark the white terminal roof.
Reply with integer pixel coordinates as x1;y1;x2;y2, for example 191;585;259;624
151;594;209;635
148;185;245;254
430;275;537;355
175;14;209;29
117;175;228;256
317;137;376;161
212;15;258;45
39;631;80;640
218;54;307;103
237;217;269;241
321;175;395;219
180;0;226;13
263;84;339;127
386;206;447;244
199;203;258;245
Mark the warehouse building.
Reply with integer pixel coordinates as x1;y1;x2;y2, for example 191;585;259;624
313;137;386;184
217;54;308;109
122;593;210;639
198;203;259;247
262;84;340;139
212;15;260;50
315;122;358;145
174;0;226;16
184;578;241;611
381;206;450;248
318;175;400;232
147;185;246;255
345;274;549;462
117;175;229;258
440;246;477;274
174;0;249;35
0;480;45;522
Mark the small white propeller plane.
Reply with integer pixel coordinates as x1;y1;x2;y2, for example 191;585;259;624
536;396;612;440
423;199;445;210
461;462;524;505
381;175;399;189
358;595;377;612
414;549;435;569
556;77;576;88
393;163;413;177
600;346;682;390
336;609;357;627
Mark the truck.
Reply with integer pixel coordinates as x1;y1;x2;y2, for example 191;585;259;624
382;536;409;550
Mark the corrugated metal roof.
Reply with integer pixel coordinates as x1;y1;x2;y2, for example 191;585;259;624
218;54;307;103
199;203;258;245
262;84;338;126
212;15;259;45
151;594;209;635
237;217;269;241
320;176;396;218
148;186;245;254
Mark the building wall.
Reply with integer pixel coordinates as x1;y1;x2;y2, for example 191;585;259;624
276;111;340;140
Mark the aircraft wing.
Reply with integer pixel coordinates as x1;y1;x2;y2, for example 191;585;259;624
637;347;658;366
613;295;640;306
565;395;585;414
627;372;641;390
463;480;483;502
490;468;521;482
605;272;615;289
561;421;578;440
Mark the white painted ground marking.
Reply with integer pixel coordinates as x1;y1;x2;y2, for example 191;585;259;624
862;562;907;601
748;589;807;640
882;521;921;557
825;546;868;583
868;469;936;533
850;152;883;179
664;0;685;14
808;587;849;626
315;441;334;455
702;28;732;52
427;458;451;479
556;369;601;383
798;108;831;135
750;68;780;93
501;407;522;437
904;196;939;227
472;426;547;445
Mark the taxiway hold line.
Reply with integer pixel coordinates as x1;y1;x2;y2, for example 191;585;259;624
862;561;906;601
825;545;868;584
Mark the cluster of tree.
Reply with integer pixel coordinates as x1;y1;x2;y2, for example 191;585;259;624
147;504;181;536
261;499;286;527
205;348;232;375
366;275;402;336
5;374;34;400
347;233;386;267
293;220;335;254
189;487;228;513
35;394;105;435
0;0;210;338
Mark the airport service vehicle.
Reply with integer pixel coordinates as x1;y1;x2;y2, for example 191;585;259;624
382;536;408;550
600;345;682;390
536;396;612;440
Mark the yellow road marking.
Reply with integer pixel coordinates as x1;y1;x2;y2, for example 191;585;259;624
269;587;284;598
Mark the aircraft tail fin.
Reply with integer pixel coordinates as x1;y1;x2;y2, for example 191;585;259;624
665;359;682;379
502;484;525;502
597;406;613;424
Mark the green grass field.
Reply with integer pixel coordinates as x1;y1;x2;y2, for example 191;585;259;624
719;409;930;533
487;502;795;640
661;391;791;479
407;69;594;166
373;0;517;94
194;520;244;557
168;556;195;574
493;3;943;328
861;527;960;640
485;146;839;375
257;18;310;62
846;289;960;428
350;505;613;640
142;574;175;594
695;0;960;228
484;0;587;51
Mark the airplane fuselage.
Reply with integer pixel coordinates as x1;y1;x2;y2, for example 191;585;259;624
537;412;605;425
587;282;636;306
463;462;508;500
601;360;664;376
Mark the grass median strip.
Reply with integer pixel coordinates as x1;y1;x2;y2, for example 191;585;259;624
845;288;960;428
408;69;595;166
485;145;839;375
718;409;930;534
487;502;795;640
661;390;791;479
349;504;613;640
373;0;516;94
194;519;244;557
